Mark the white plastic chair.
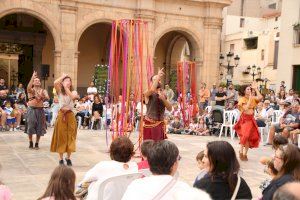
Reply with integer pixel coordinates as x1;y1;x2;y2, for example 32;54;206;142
97;172;142;200
259;123;269;144
219;110;238;140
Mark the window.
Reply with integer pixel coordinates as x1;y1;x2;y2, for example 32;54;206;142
273;41;279;69
275;17;278;21
240;18;245;28
244;37;258;50
294;29;300;45
292;66;300;91
269;3;276;9
261;49;265;60
230;44;235;52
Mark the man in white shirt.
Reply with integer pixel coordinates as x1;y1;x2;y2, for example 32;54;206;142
122;140;211;200
87;81;98;101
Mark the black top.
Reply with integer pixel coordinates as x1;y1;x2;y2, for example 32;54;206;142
194;173;252;200
92;102;104;117
0;85;7;91
262;174;294;200
215;92;227;106
0;96;14;109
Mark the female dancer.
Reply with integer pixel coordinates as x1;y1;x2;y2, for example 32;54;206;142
50;74;78;166
234;82;263;161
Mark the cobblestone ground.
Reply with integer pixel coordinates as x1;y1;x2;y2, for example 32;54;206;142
0;129;272;200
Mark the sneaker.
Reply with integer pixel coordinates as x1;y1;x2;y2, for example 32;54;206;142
15;126;20;131
59;160;64;165
34;143;39;150
65;158;72;166
29;141;34;149
9;128;13;132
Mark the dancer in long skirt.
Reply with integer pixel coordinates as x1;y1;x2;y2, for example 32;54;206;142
50;74;78;166
234;82;263;161
26;71;49;149
143;68;172;141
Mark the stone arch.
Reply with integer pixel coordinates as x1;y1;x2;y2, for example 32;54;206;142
0;2;61;50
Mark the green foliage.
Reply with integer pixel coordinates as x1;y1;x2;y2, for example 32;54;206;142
93;64;108;95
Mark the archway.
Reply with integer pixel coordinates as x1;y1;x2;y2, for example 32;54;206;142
0;13;55;92
77;23;112;96
154;31;196;91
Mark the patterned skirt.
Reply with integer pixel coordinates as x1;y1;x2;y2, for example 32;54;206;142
25;107;46;136
143;117;167;141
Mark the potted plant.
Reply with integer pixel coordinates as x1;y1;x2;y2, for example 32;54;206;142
293;22;300;30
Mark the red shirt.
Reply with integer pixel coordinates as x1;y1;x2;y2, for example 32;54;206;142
137;160;149;170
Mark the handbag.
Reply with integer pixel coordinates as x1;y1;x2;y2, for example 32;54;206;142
231;174;241;200
75;182;91;200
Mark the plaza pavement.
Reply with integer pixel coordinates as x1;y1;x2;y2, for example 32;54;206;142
0;129;272;200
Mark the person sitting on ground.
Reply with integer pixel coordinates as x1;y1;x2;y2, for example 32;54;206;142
185;118;199;135
266;102;299;145
138;139;154;170
194;141;252;200
122;140;211;200
273;182;300;200
168;116;183;134
196;117;209;136
193;150;208;185
262;144;300;200
38;165;76;200
79;136;138;200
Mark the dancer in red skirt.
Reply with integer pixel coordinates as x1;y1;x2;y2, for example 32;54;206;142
234;82;263;161
143;68;172;141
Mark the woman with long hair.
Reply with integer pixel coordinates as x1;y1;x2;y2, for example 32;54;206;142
234;82;263;161
91;95;104;130
194;141;252;199
38;165;76;200
262;144;300;200
50;74;78;166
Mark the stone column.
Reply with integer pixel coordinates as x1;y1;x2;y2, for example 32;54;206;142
59;1;78;88
53;50;61;80
202;17;223;87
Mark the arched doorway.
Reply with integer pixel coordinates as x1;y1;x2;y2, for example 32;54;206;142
77;23;112;96
154;31;196;91
0;13;55;92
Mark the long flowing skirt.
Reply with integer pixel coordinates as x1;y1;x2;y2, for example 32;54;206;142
50;110;77;153
234;113;260;148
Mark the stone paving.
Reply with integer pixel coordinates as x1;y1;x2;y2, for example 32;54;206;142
0;129;272;200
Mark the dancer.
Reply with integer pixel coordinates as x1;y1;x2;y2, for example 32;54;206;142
50;74;78;166
143;68;172;141
26;71;49;149
234;82;263;161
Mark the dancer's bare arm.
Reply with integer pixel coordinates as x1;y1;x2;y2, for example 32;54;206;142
27;71;37;93
251;82;263;102
144;68;164;103
54;73;68;94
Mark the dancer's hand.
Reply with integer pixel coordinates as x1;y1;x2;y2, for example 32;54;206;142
32;71;37;79
251;81;258;89
157;68;165;79
62;73;68;79
158;90;166;101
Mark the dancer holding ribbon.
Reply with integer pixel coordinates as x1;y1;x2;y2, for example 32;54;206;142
50;74;79;166
143;68;172;141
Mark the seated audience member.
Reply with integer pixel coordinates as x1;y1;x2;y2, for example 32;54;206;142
255;102;268;127
266;103;299;145
273;182;300;200
79;136;137;200
260;135;288;165
259;159;278;192
76;98;90;129
103;102;112;129
4;101;16;131
16;93;28;124
262;144;300;200
138;140;154;170
194;141;252;200
43;101;51;126
193;151;208;185
197;117;209;136
122;140;211;200
0;164;12;200
38;165;76;200
50;96;60;127
168;116;183;134
91;95;104;130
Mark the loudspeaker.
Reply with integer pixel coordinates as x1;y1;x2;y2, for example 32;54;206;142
41;64;50;78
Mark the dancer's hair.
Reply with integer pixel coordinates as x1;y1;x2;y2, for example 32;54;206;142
238;84;250;96
61;76;74;95
38;165;76;200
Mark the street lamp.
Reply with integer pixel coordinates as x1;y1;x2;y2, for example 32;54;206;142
219;52;240;86
246;65;261;81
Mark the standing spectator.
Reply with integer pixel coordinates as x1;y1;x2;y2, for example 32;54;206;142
262;144;300;200
215;85;227;108
210;84;217;106
194;141;252;199
87;81;97;101
198;82;210;111
226;83;238;109
164;84;174;102
38;165;76;200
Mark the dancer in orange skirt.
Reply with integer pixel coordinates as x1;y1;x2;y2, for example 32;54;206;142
234;82;263;161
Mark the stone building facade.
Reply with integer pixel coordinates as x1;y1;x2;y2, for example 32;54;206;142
0;0;231;94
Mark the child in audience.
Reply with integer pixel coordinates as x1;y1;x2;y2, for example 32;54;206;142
196;117;209;136
4;101;16;131
185;118;198;135
193;151;208;185
168;116;183;134
138;140;154;170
